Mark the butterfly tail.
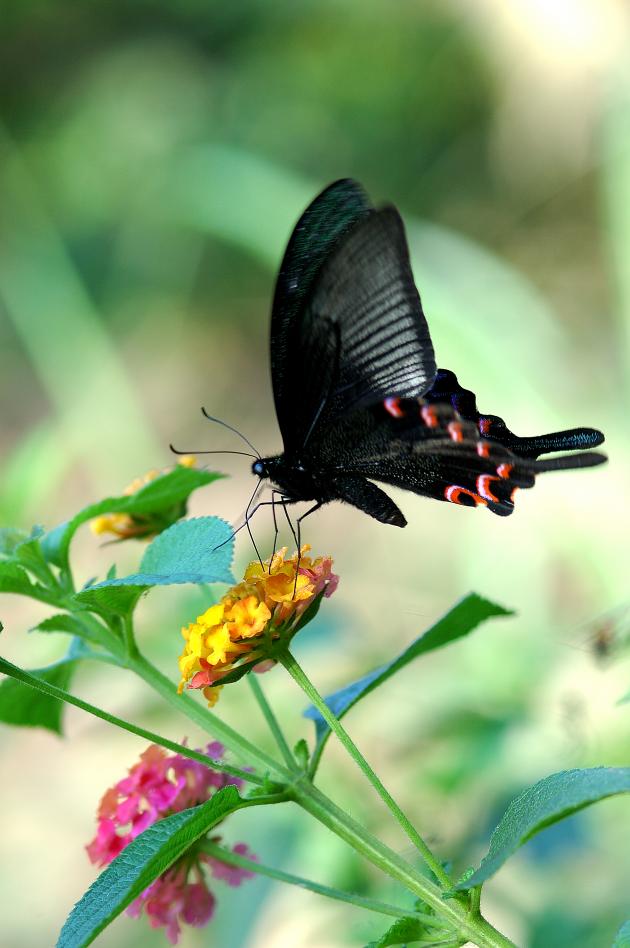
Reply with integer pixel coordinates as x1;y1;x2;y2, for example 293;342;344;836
425;368;606;461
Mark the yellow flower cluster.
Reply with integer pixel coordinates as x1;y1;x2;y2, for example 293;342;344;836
90;456;197;539
178;547;339;706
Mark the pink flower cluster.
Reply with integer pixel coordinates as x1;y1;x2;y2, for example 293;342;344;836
87;741;256;944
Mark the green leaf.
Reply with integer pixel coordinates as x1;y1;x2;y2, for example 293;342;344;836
30;613;116;651
74;517;234;617
32;614;92;636
305;594;511;748
0;525;54;588
613;921;630;947
457;767;630;890
0;560;47;599
0;526;34;557
57;785;243;948
366;916;442;947
0;656;76;734
42;466;224;569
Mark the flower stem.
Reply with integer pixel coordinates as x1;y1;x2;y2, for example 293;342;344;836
279;649;451;889
199;839;436;923
0;656;261;786
295;783;516;948
128;651;293;780
248;674;297;771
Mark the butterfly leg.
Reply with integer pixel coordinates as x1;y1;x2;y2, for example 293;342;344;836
269;490;287;571
212;480;267;557
292;501;323;596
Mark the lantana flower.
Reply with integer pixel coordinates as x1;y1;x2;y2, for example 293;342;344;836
178;546;339;706
90;455;197;540
86;741;256;944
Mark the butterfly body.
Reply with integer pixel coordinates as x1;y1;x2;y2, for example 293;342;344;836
255;179;606;529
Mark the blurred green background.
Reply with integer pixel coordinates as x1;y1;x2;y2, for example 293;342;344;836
1;1;629;946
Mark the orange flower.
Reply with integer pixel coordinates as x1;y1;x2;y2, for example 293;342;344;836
178;547;338;706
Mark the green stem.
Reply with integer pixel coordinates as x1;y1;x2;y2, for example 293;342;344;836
128;651;293;780
199;838;434;923
280;650;451;889
70;610;125;658
469;884;482;918
0;656;260;785
122;613;139;660
248;674;297;771
295;783;516;948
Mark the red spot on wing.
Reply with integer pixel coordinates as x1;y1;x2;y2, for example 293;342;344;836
497;463;513;479
444;485;487;507
477;474;501;502
479;417;491;435
384;397;404;418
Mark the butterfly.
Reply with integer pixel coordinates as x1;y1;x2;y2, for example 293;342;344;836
248;179;606;538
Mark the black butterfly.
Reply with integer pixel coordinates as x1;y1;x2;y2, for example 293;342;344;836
247;179;606;538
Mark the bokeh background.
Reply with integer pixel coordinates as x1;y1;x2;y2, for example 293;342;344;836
1;2;630;946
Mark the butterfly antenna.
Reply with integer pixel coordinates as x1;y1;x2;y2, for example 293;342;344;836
200;409;261;459
212;479;266;570
169;444;258;460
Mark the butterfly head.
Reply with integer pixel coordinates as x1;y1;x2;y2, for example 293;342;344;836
252;459;269;478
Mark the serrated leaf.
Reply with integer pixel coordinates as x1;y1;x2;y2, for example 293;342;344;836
42;467;223;569
30;613;116;651
0;561;45;598
305;594;511;750
138;515;234;583
74;584;144;618
32;614;92;636
367;916;441;947
57;785;243;948
457;767;630;890
74;517;234;617
613;920;630;947
0;657;76;734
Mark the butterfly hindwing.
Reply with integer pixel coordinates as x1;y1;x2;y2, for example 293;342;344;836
424;368;605;459
312;397;605;519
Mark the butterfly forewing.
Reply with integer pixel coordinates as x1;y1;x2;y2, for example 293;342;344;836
276;205;437;454
270;179;372;452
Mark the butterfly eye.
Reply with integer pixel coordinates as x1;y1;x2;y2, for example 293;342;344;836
252;460;266;477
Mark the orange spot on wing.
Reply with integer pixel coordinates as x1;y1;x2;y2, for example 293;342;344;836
477;440;491;458
444;485;487;507
420;405;439;428
447;421;464;442
497;463;513;479
479;417;492;435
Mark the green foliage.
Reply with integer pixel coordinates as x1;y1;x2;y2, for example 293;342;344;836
305;594;511;749
0;561;45;598
74;516;234;617
42;466;224;570
458;768;630;890
31;613;99;642
367;915;451;947
613;921;630;947
0;656;76;734
57;785;243;948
